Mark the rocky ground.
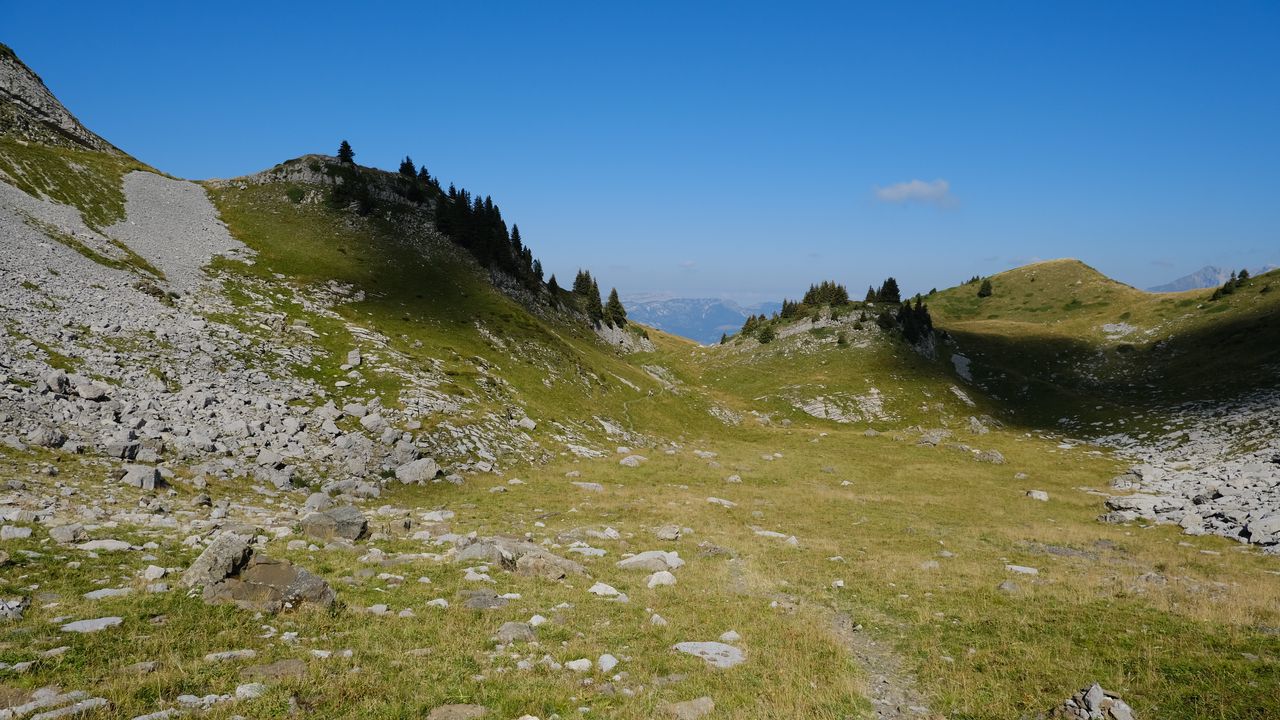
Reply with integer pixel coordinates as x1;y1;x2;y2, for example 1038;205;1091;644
1095;390;1280;552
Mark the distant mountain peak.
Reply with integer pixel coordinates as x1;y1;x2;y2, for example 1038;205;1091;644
1148;265;1276;293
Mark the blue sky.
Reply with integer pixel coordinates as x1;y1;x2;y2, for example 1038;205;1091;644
7;1;1279;302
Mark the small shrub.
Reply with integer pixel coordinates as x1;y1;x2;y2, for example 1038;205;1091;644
285;187;305;204
757;325;776;344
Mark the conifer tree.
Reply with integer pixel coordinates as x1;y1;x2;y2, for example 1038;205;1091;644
572;270;594;297
589;279;605;322
802;280;850;306
865;286;876;303
757;325;776;344
877;277;901;303
510;225;524;257
399;156;416;177
338;140;355;163
604;288;627;327
547;274;560;295
978;278;993;298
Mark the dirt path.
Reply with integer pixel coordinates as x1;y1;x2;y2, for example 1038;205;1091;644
829;609;941;719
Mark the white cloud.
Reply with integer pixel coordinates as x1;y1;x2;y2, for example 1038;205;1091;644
873;178;954;206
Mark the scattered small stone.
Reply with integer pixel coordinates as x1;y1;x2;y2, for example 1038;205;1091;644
425;705;489;720
60;616;123;633
241;658;307;680
673;641;746;669
205;649;257;662
1044;682;1136;719
666;696;715;720
654;525;682;541
235;683;267;700
589;582;620;597
648;570;677;588
496;621;535;643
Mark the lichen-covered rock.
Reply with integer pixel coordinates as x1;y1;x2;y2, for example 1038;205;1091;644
300;505;368;541
203;555;335;613
180;532;334;613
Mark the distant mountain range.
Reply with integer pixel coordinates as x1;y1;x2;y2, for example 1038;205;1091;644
625;297;782;344
1148;265;1278;293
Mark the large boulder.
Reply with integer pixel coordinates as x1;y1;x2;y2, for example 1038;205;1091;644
617;550;684;572
181;532;334;614
25;426;66;448
301;505;368;541
395;457;440;484
1246;514;1280;545
43;370;71;395
203;555;336;613
72;376;111;401
48;523;85;544
181;533;254;589
119;464;161;490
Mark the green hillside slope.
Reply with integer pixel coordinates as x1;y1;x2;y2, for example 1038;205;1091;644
929;259;1280;425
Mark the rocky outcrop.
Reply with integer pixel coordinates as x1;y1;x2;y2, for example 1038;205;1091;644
0;43;122;153
595;322;656;353
180;532;335;613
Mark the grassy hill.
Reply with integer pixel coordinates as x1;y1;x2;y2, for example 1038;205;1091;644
928;259;1280;426
201;156;729;457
